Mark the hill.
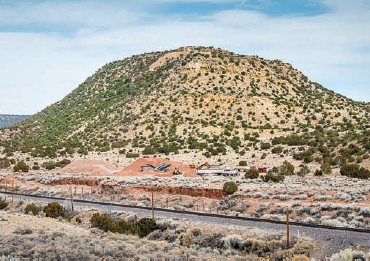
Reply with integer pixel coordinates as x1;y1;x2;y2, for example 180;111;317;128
0;115;32;128
0;46;369;171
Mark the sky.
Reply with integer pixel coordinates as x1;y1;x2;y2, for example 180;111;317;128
0;0;369;115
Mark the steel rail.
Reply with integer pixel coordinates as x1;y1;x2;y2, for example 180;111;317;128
1;190;369;234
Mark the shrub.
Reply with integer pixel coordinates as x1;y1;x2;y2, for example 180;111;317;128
280;162;295;175
272;146;283;154
314;169;323;176
55;159;71;168
43;202;66;219
126;153;140;158
340;164;370;179
114;220;135;234
135;218;156;238
75;217;82;224
260;143;271;150
320;163;332;174
0;158;10;169
244;169;259;179
90;213;115;232
262;172;285;183
24;203;40;215
42;162;56;170
13;162;29;172
239;160;247;166
0;199;8;210
297;165;310;177
223;181;238;196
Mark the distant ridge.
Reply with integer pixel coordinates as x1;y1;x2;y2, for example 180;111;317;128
0;114;32;128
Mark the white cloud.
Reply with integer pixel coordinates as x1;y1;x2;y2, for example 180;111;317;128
0;0;369;114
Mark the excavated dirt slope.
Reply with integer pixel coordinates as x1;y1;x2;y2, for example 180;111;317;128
60;159;119;176
114;158;197;177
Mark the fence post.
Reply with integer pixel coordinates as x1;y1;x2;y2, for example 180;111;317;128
286;208;289;250
12;180;14;204
151;191;155;219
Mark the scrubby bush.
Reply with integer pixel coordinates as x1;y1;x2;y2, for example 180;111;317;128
223;181;238;195
114;220;135;234
0;199;8;210
90;213;115;232
13;162;29;172
314;169;323;176
126;153;140;158
239;160;247;166
320;163;332;174
75;217;82;224
24;203;40;215
55;159;71;168
272;146;283;154
279;161;295;175
43;202;66;219
0;158;10;169
42;162;56;170
260;142;271;150
244;169;259;179
297;165;310;177
262;172;285;183
340;164;370;179
135;218;156;238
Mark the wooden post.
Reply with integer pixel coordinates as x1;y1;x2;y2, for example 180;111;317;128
196;205;198;211
203;204;205;211
286;208;289;250
90;188;92;194
70;185;74;212
151;191;154;219
82;187;83;194
11;180;14;204
74;187;76;195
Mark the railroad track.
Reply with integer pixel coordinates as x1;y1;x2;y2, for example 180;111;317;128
1;190;370;234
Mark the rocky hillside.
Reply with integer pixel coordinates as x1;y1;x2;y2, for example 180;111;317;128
0;46;369;169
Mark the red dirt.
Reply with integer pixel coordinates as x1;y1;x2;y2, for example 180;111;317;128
114;158;197;177
60;159;119;176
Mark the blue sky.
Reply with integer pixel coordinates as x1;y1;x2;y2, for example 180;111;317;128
0;0;369;114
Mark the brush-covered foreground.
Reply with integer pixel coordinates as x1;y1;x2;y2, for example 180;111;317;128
0;198;318;259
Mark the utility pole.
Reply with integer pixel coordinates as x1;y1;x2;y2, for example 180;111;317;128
11;179;14;204
286;208;290;250
70;185;74;212
151;191;154;219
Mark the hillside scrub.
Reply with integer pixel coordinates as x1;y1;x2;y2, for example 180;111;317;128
0;46;368;172
90;213;156;238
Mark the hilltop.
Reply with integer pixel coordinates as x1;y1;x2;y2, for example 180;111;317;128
0;46;369;171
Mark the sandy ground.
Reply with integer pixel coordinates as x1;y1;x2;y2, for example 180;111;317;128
60;159;119;176
114;157;197;177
